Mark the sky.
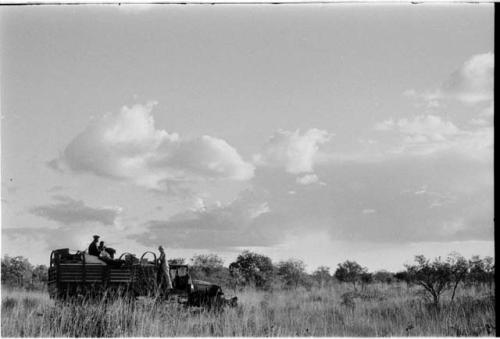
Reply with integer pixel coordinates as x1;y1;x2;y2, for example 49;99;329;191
0;4;494;272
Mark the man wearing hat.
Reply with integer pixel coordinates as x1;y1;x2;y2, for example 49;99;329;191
88;235;100;256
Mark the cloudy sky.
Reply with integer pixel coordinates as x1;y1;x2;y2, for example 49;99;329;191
1;4;493;272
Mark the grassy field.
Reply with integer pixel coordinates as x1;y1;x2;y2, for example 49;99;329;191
1;283;495;337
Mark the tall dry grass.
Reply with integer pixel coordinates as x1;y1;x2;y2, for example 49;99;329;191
1;283;495;337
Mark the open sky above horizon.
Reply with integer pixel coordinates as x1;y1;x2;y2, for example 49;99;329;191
0;4;494;272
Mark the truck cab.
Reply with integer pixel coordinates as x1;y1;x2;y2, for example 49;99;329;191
168;264;194;294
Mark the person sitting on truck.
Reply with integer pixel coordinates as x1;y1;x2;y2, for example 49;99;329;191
88;235;100;256
98;241;116;259
98;241;111;259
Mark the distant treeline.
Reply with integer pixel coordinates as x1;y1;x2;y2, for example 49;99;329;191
1;251;494;305
185;251;494;304
1;256;48;290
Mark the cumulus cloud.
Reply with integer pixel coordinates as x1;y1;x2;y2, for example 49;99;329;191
378;115;460;142
3;223;128;255
374;119;395;131
30;195;122;226
248;202;271;219
21;195;125;255
133;190;278;249
51;102;254;190
441;52;494;104
374;115;492;159
190;197;207;212
296;174;320;185
254;129;332;174
413;186;457;208
406;52;494;107
469;118;489;126
133;150;493;250
396;54;493;159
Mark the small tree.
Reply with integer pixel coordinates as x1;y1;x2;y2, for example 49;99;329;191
483;256;495;290
190;254;224;275
31;264;48;290
228;264;246;290
229;250;274;289
394;271;413;288
360;272;373;290
190;254;229;287
405;255;452;306
312;266;331;288
446;252;468;301
373;270;394;285
468;255;494;288
277;259;308;289
334;260;367;290
1;255;33;287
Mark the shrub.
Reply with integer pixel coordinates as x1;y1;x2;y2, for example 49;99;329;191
406;255;452;306
334;261;368;290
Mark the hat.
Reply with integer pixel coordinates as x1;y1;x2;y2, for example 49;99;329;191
93;235;100;239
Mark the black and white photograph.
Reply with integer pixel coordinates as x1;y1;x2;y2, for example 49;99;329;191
0;2;495;337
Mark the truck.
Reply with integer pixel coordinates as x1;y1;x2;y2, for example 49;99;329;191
47;248;237;309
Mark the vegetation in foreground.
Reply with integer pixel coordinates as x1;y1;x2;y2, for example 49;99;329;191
1;282;495;337
1;251;495;336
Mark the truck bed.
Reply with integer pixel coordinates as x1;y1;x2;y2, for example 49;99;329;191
48;249;162;298
49;263;157;287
